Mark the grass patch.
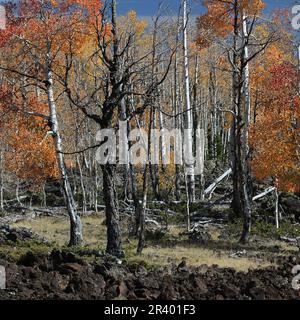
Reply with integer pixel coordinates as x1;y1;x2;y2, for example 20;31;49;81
0;239;55;262
4;215;297;271
229;219;300;239
127;245;273;272
12;215;107;248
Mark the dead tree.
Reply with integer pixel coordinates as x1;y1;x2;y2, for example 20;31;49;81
63;0;175;257
227;0;276;243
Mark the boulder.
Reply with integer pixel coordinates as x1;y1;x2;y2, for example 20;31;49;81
0;225;43;244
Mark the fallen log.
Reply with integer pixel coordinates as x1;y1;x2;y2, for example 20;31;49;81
252;187;276;201
204;169;232;198
4;196;28;204
280;236;300;244
145;219;160;226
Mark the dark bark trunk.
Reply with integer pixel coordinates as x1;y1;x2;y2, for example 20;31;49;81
150;164;161;201
102;163;124;257
230;1;253;242
130;163;141;237
230;0;243;219
137;164;148;255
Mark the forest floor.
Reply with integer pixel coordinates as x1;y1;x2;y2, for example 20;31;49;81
0;210;300;300
6;214;299;271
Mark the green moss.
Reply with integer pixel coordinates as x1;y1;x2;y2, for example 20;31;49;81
126;258;155;270
0;239;55;262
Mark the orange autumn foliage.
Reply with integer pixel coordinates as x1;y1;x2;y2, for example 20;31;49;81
250;62;300;192
9;0;104;67
196;0;265;49
0;89;59;190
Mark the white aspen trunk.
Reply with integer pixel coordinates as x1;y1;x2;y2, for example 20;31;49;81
16;179;22;205
183;0;195;204
185;169;191;232
204;101;209;159
242;12;251;146
71;166;77;195
174;9;182;201
46;49;83;246
94;161;99;212
238;7;252;243
209;67;218;159
193;56;205;199
196;129;205;200
275;187;279;229
210;113;214;157
159;110;168;167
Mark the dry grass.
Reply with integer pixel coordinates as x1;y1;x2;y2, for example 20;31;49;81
11;215;292;271
13;215;107;247
130;246;273;271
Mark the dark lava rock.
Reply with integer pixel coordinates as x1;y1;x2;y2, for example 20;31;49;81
0;225;44;244
1;249;300;300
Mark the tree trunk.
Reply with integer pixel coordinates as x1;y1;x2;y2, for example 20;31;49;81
76;155;87;213
275;187;279;229
239;11;252;243
102;163;124;257
209;66;218;159
137;103;155;254
136;163;148;255
130;163;140;236
149;110;161;201
159;109;167;170
42;183;47;207
94;161;99;212
183;0;195;204
46;49;83;246
119;85;131;201
230;0;243;217
174;12;181;202
16;179;22;206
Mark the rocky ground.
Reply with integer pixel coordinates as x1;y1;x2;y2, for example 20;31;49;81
1;188;300;301
0;224;299;300
0;248;299;300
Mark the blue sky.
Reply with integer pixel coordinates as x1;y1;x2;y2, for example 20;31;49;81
117;0;299;17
